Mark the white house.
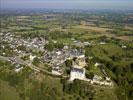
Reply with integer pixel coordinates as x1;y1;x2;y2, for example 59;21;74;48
69;56;86;81
122;45;127;49
52;70;62;75
94;62;102;67
100;42;106;45
69;67;85;81
15;67;23;73
29;55;36;61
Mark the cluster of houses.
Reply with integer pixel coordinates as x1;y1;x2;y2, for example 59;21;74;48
0;32;47;72
0;32;112;87
71;38;107;48
1;32;48;54
43;47;84;75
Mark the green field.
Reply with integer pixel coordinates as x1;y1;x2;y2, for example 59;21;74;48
0;80;20;100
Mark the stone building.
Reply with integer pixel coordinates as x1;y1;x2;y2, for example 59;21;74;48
69;55;86;81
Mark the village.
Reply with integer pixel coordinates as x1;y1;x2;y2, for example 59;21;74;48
0;32;113;87
1;5;133;99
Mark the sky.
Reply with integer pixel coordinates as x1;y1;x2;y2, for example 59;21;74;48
1;0;133;10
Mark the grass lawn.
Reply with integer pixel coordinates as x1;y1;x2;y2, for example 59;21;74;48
0;80;20;100
94;86;118;100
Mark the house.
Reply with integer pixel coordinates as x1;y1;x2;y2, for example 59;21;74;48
93;75;102;81
70;67;85;81
83;42;90;46
29;55;36;61
94;62;102;67
105;77;111;82
15;67;23;73
14;64;23;73
100;42;106;45
121;45;127;49
69;56;86;81
52;69;62;75
88;56;93;60
52;40;57;44
56;51;62;55
52;66;63;75
2;52;5;55
63;45;69;50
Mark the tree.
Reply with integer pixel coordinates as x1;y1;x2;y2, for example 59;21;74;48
55;42;64;49
65;59;72;68
86;72;94;79
45;42;54;51
32;57;40;66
